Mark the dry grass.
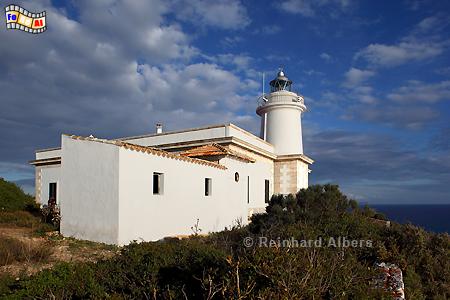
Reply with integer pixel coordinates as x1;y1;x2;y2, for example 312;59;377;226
0;236;53;266
0;211;40;227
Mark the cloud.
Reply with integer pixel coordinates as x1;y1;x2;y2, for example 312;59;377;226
320;52;332;61
355;15;449;67
343;68;375;88
351;86;377;104
220;36;243;47
355;42;444;67
204;53;253;70
280;0;315;16
170;0;250;30
387;80;450;103
279;0;351;17
0;0;260;186
259;25;282;35
304;69;324;76
305;129;450;203
346;105;439;129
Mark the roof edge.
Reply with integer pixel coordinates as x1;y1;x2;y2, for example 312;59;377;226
65;134;227;170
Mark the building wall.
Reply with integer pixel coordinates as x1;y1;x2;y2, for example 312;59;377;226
60;136;120;245
265;107;303;155
274;159;309;195
296;160;309;190
36;148;61;160
219;157;272;217
117;148;250;245
224;144;275;210
123;124;275;154
124;126;227;147
36;165;61;205
257;91;305;155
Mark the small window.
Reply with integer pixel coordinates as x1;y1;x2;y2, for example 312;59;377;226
247;176;250;204
49;182;57;203
265;180;270;203
205;178;212;196
153;172;164;195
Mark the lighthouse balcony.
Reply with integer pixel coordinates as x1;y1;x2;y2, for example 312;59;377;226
256;92;306;115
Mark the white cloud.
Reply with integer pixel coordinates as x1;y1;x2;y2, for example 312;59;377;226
343;68;375;88
0;0;260;177
355;42;444;67
304;69;324;76
208;54;253;70
260;25;282;35
280;0;315;16
355;15;449;67
320;52;332;61
221;36;243;47
279;0;351;17
387;80;450;103
170;0;250;30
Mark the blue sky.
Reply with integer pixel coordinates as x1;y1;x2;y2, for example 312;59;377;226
1;0;449;204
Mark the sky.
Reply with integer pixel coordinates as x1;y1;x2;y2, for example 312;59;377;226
1;0;449;204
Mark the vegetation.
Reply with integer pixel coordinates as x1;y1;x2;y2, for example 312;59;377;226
0;178;36;212
0;179;116;297
0;236;53;267
0;178;55;234
0;183;449;299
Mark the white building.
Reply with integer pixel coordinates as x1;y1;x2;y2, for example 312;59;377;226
30;71;313;245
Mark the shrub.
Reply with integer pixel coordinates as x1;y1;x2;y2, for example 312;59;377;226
0;178;35;212
1;185;449;299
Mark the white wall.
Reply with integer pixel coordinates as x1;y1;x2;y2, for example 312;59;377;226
257;91;306;155
117;148;250;245
36;148;61;160
219;157;272;214
297;161;309;190
57;134;276;245
265;107;303;155
227;125;274;153
60;136;120;245
124;126;227;146
123;124;275;154
37;165;61;205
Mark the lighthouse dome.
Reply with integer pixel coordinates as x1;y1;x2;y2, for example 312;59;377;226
269;69;292;92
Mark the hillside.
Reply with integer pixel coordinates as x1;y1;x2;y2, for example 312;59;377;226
0;179;117;295
0;178;35;211
0;183;449;299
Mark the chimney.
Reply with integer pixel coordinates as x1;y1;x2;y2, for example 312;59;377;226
156;123;163;134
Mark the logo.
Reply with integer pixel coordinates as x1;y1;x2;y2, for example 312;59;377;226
5;4;46;34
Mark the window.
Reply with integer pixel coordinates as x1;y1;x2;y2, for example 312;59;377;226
49;182;57;203
234;172;240;182
265;180;270;203
205;178;212;196
247;176;250;204
153;172;164;195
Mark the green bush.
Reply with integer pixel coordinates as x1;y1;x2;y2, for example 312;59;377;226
0;184;448;299
0;178;35;212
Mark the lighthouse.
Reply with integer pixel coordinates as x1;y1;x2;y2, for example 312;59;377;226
256;70;306;155
257;70;312;194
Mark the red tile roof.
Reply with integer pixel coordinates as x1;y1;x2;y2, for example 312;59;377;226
180;143;255;163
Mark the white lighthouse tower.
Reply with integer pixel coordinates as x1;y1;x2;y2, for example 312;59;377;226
256;70;306;155
257;70;313;194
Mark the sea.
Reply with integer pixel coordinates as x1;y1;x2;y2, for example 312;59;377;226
371;204;450;234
